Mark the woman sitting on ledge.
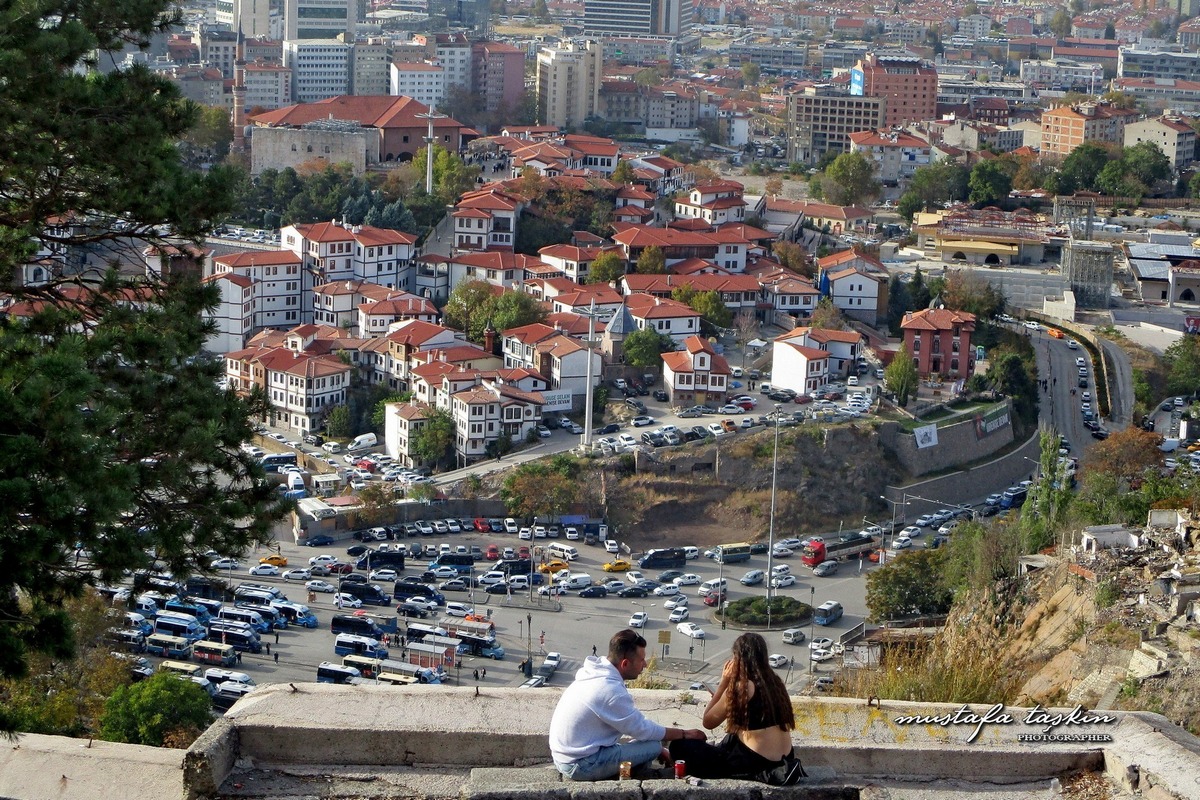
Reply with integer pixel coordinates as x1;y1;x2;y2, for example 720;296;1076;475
669;632;806;785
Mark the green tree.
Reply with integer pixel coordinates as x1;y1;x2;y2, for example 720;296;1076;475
501;459;581;518
410;408;456;468
865;548;953;621
179;105;233;159
531;0;551;21
1049;8;1073;39
887;273;910;336
896;190;924;222
1054;142;1110;194
623;327;674;368
588;251;627;283
1122;141;1171;186
968;159;1013;204
636;245;667;274
443;279;498;340
514;213;571;254
902;162;968;215
690;290;734;332
741;62;761;88
772;241;812;277
325;404;352;438
611;160;635;184
941;269;1006;319
821;152;881;207
372;391;413;428
489;289;548;335
884;343;919;405
986;349;1039;422
1163;335;1200;396
1096;160;1144;200
99;672;212;747
809;297;847;330
909;266;931;309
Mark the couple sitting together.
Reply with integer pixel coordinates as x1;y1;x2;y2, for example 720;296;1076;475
548;628;806;784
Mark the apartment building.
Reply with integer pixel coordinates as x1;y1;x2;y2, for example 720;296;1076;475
390;62;445;108
1118;47;1200;81
1040;101;1138;157
284;0;354;41
786;85;886;165
536;41;602;131
582;0;690;37
472;41;525;114
847;129;931;185
244;62;293;110
1124;115;1196;172
850;52;938;127
350;38;392;96
282;39;351;103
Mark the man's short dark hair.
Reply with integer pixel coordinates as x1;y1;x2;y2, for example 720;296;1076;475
608;629;646;664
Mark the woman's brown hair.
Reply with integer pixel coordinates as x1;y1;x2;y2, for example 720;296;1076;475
724;632;795;732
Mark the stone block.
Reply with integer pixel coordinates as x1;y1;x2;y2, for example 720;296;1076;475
463;767;567;800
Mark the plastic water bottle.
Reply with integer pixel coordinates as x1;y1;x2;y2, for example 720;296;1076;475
1049;777;1062;795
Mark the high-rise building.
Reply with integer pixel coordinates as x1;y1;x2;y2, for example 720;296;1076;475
849;52;937;127
472;41;526;114
582;0;690;37
536;41;602;130
215;0;273;39
429;0;491;37
283;39;352;102
350;37;392;95
285;0;355;41
786;85;886;165
412;33;472;92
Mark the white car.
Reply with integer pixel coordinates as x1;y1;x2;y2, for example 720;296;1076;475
771;574;797;588
428;566;458;581
768;653;790;668
282;568;311;581
605;539;620;553
333;593;362;608
478;571;507;586
369;569;399;582
891;536;913;550
564;527;580;540
538;584;567;596
778;537;803;549
664;595;689;610
628;611;648;628
445;604;474;618
653;583;680;597
210;557;240;570
504;518;519;533
308;554;339;567
811;648;835;662
403;596;438;612
771;545;794;558
668;607;690;622
518;527;532;540
672;573;701;586
247;564;279;576
676;622;705;639
625;571;646;585
809;637;833;651
899;525;922;538
306;579;336;593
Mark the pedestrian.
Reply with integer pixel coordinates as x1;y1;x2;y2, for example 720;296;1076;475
482;667;487;679
474;668;480;681
400;635;407;647
236;652;242;665
275;631;280;645
265;642;271;655
274;652;279;665
592;644;597;657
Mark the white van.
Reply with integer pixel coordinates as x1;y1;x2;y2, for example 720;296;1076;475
547;543;579;561
699;577;728;596
683;546;699;560
771;564;792;578
348;433;377;451
562;573;593;590
782;628;806;645
204;668;255;688
321;441;342;454
445;601;474;617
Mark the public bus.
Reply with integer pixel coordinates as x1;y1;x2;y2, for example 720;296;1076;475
145;633;193;659
317;662;361;684
334;633;388;658
259;453;298;472
714;542;753;564
376;672;418;686
159;660;202;679
342;656;442;684
813;600;844;626
208;622;263;654
152;615;206;643
193;641;237;667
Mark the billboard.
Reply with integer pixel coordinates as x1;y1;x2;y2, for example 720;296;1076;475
914;423;938;449
540;390;574;412
973;405;1011;439
849;68;865;96
1185;316;1200;335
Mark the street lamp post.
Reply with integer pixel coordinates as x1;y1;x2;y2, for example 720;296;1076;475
808;586;816;673
765;404;782;630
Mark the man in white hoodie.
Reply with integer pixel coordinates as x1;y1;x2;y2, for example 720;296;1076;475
548;629;707;781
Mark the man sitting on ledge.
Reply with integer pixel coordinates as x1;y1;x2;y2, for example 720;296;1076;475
548;628;706;781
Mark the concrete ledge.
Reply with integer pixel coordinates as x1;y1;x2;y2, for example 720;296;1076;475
0;731;185;800
461;768;858;800
801;743;1103;783
184;717;238;800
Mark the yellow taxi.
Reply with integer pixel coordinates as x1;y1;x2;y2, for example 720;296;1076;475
603;559;632;572
259;554;288;567
537;559;570;574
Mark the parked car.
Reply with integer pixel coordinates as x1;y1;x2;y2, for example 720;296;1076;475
628;611;648;628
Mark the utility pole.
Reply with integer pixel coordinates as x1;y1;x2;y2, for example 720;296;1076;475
580;299;602;449
415;106;448;195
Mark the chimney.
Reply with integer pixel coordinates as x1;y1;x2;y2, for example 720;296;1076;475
483;323;497;355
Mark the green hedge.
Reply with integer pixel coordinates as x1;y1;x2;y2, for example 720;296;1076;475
724;596;811;626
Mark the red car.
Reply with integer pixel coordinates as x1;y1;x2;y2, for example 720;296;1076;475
326;562;355;575
703;589;728;607
474;517;490;532
517;546;531;559
793;394;813;404
485;544;501;560
355;459;376;472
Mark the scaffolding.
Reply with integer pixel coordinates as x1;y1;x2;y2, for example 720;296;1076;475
1062;239;1114;308
1053;196;1097;240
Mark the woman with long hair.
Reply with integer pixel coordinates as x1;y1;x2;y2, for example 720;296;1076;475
668;632;805;783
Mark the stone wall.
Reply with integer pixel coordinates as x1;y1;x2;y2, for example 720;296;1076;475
877;398;1016;478
250;126;374;176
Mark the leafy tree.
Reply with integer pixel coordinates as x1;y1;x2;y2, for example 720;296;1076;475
865;548;952;621
611;160;635;184
99;672;212;747
623;327;674;367
325;404;352;438
531;0;551;21
1103;21;1115;39
588;251;627;283
489;289;548;335
942;519;1021;595
500;458;581;518
1096;160;1144;200
515;212;571;254
821;152;880;207
690;290;733;332
353;483;396;525
1084;427;1169;484
884;343;919;405
636;245;667;274
1122;141;1171;186
1049;8;1072;39
968;159;1013;204
1053;142;1111;194
887;273;910;336
412;145;479;204
410;408;456;468
986;349;1039;422
179;105;233;159
896;191;924;222
941;269;1006;319
909;266;931;309
372;391;413;428
741;63;761;88
1163;334;1200;395
772;241;812;276
903;162;969;215
443;279;499;340
809;298;847;330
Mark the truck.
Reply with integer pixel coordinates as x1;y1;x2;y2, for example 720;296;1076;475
800;534;877;567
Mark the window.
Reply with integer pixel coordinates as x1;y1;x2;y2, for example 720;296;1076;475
912;338;921;353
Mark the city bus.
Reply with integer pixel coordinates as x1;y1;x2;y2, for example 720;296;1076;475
259;453;298;472
375;672;418;686
193;641;237;667
152;615;206;643
714;542;753;564
158;660;202;679
426;552;474;575
208;622;263;654
145;633;193;659
813;600;844;626
342;656;443;684
333;633;388;658
316;662;361;684
637;547;687;570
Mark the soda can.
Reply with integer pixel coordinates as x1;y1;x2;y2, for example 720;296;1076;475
674;760;686;780
619;761;632;780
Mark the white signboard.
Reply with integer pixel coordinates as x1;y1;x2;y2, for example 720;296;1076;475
914;423;939;449
540;390;574;412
